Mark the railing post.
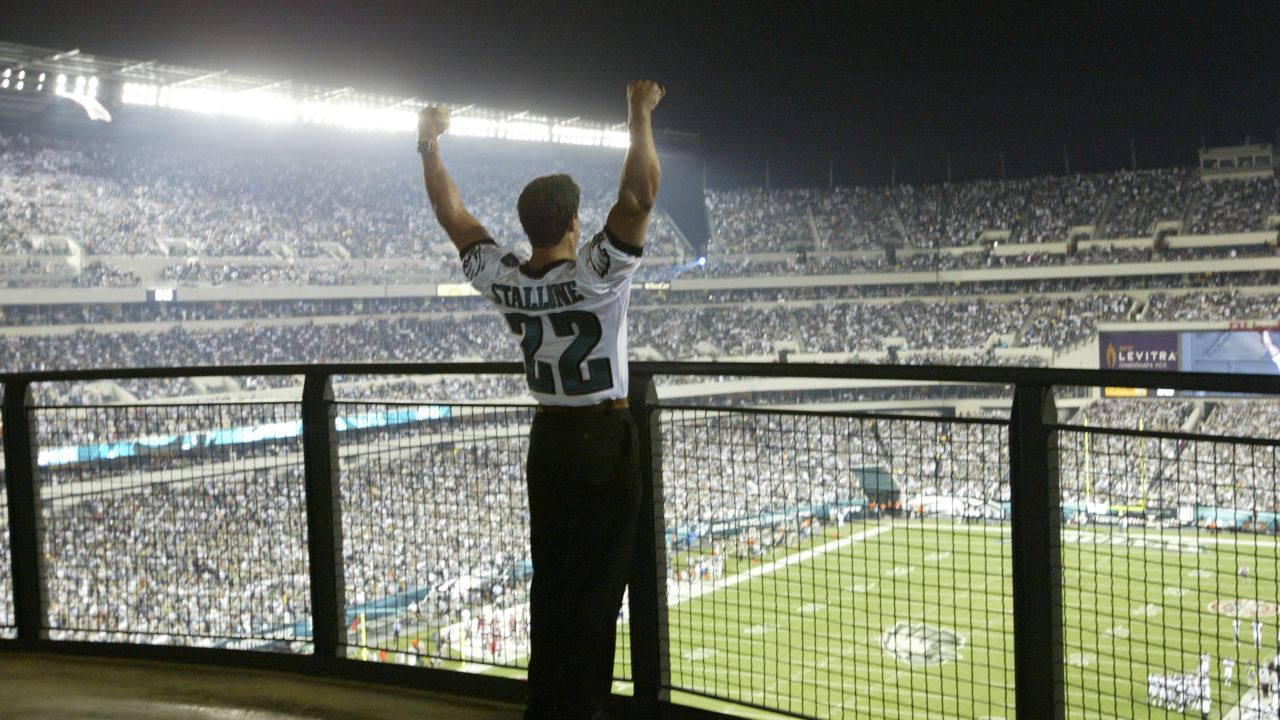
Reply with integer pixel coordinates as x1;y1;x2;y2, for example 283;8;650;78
2;382;46;641
1008;383;1064;719
302;373;346;658
627;373;671;712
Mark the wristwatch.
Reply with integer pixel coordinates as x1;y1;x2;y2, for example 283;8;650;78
417;138;438;154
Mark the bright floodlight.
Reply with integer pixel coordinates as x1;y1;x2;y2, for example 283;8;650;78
17;70;25;80
697;256;707;266
501;120;551;143
602;131;630;149
56;74;66;86
449;116;498;138
114;76;627;148
552;126;603;146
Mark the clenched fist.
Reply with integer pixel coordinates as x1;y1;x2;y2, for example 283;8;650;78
627;80;665;114
418;107;450;141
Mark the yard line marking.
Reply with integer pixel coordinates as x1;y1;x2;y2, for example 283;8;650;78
667;525;894;608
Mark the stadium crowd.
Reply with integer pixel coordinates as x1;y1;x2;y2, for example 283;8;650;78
0;130;687;265
661;411;874;533
34;431;536;650
1158;400;1280;512
4;123;1280;651
706;169;1277;255
1143;290;1280;322
1102;169;1195;238
1190;176;1280;235
5;125;1276;296
6;383;1279;670
0;294;1130;390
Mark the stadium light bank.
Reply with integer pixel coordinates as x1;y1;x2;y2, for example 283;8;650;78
3;44;638;149
116;81;630;148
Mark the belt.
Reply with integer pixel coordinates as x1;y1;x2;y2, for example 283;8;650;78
536;398;630;414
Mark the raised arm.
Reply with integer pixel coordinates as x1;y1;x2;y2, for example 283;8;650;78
605;80;664;248
418;107;490;250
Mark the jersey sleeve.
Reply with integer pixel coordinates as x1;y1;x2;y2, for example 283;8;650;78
460;238;516;294
576;226;643;291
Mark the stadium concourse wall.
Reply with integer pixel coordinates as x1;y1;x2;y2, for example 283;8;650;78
668;252;1280;292
1;238;1278;306
3;361;1279;719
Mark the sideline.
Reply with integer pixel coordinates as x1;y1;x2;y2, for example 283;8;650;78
1221;653;1280;720
460;522;898;673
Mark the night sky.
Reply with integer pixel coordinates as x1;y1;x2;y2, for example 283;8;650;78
6;1;1280;188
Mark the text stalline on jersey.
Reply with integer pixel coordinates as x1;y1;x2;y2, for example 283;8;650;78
490;281;586;311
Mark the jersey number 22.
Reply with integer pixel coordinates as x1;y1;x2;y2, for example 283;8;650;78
503;311;613;395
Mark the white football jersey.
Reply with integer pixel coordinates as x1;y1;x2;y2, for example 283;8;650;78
462;227;642;406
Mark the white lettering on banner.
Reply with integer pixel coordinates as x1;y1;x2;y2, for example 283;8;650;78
1117;349;1178;364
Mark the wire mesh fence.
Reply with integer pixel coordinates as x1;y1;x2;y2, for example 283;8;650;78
659;405;1014;718
3;369;1279;719
331;398;637;683
0;383;12;639
1056;397;1280;720
334;402;530;669
32;395;311;650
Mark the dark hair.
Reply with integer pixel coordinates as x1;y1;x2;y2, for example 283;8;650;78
517;174;580;248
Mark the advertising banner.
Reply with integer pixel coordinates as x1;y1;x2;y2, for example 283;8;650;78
1099;331;1179;371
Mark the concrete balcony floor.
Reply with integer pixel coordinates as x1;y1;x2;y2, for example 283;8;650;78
0;652;524;719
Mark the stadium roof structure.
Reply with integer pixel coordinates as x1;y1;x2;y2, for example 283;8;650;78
0;41;696;149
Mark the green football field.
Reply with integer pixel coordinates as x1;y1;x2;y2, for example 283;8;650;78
401;518;1279;718
639;519;1280;719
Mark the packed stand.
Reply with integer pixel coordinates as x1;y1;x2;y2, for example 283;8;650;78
0;130;686;267
340;436;535;663
0;319;503;374
1143;290;1280;322
1103;169;1194;238
1017;294;1134;349
1162;245;1277;261
38;430;541;653
808;186;900;250
705;188;832;254
1158;400;1280;514
43;466;311;645
940;179;1030;246
661;412;874;534
1058;399;1195;508
876;416;1009;503
1189;176;1280;235
1016;174;1110;243
791;302;900;353
1;297;435;326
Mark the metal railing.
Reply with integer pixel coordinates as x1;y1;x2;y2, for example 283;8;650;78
2;361;1278;719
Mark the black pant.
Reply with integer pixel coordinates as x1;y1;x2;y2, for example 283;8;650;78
524;407;640;720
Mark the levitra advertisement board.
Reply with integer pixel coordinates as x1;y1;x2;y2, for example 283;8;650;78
1099;331;1180;371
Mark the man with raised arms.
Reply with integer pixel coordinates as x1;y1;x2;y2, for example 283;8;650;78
418;79;664;720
